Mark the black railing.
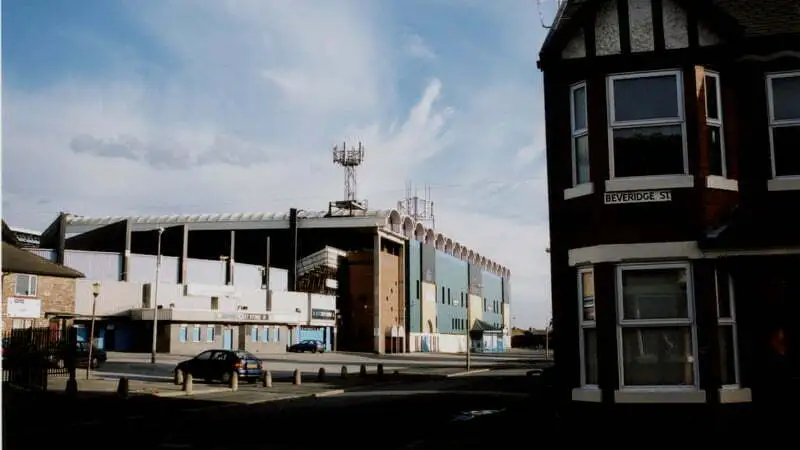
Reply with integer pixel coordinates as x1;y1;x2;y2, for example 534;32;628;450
2;326;76;387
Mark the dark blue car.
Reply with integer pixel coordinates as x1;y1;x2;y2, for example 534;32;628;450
174;349;263;384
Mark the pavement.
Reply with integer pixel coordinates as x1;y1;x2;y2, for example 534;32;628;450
3;367;545;450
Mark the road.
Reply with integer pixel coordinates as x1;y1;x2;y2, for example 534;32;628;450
4;368;545;450
93;350;543;382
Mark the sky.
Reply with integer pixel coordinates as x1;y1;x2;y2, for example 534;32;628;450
1;0;561;329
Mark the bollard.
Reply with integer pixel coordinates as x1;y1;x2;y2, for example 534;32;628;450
117;377;130;399
41;369;48;392
377;363;384;378
263;371;273;388
65;378;78;396
174;369;185;386
359;364;367;377
340;366;348;378
183;372;193;395
293;369;302;385
317;367;326;382
230;371;239;391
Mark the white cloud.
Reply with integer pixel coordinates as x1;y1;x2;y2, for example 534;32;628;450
2;0;550;328
404;34;437;60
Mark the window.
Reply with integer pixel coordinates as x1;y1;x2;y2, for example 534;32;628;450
263;326;270;343
14;274;37;297
178;325;188;343
715;268;739;387
441;287;445;304
617;263;696;388
571;83;590;185
192;325;201;342
251;326;258;342
704;72;726;177
578;268;598;386
194;350;214;360
767;72;800;177
607;71;686;178
210;297;219;310
206;326;215;343
416;281;420;300
275;327;281;343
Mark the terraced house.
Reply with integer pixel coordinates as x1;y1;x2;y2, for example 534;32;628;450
539;0;800;419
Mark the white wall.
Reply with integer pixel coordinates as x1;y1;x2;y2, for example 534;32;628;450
438;333;468;353
76;280;143;316
66;250;122;281
233;263;288;291
186;258;226;285
128;254;180;284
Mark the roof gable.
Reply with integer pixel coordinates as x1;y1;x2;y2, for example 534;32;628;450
1;243;84;279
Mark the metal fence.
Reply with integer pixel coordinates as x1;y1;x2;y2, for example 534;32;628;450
2;326;75;386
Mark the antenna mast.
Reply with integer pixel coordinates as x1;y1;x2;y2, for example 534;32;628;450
328;141;367;216
397;182;436;230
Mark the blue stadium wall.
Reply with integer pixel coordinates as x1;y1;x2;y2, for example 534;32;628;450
481;270;504;330
434;250;469;334
407;240;422;333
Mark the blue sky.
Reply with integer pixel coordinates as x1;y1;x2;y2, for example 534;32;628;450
2;0;560;328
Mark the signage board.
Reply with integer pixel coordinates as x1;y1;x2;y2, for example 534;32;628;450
6;297;42;318
604;190;672;205
311;309;336;320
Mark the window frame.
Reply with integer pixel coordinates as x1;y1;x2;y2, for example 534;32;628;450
715;268;740;388
578;267;598;388
766;71;800;180
607;69;689;180
704;71;727;178
192;325;201;343
570;82;590;187
14;274;38;297
615;261;699;390
206;325;215;343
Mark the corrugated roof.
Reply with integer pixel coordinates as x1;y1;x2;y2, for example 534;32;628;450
65;209;394;227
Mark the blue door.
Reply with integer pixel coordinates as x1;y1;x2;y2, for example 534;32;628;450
222;329;233;350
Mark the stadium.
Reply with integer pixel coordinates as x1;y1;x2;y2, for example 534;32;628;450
23;206;510;354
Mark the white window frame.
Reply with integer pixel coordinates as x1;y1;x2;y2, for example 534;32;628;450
704;71;728;178
578;267;598;387
570;82;590;187
715;268;740;388
615;261;699;391
14;274;38;297
766;71;800;181
606;70;690;188
206;325;215;343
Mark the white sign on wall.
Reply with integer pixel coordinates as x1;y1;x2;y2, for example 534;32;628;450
6;297;42;318
604;190;672;205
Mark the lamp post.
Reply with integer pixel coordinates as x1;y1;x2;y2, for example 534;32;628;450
87;282;100;379
150;227;164;364
466;297;472;372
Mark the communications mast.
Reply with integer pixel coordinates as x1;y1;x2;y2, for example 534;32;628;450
328;141;367;215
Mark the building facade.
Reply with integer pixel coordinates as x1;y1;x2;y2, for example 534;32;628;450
540;0;800;417
1;238;84;332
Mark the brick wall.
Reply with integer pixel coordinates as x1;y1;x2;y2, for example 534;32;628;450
2;273;77;330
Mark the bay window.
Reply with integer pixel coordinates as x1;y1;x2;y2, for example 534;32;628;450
607;70;687;179
715;268;739;387
571;82;590;186
578;268;598;386
704;72;727;177
767;72;800;178
617;262;697;388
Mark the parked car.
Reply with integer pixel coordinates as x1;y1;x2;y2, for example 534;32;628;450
174;349;263;385
53;341;107;369
2;338;105;370
287;340;325;353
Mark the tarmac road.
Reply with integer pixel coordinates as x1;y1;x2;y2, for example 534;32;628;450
3;371;541;450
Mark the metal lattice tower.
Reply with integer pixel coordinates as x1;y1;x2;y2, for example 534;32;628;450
397;182;436;229
333;141;365;202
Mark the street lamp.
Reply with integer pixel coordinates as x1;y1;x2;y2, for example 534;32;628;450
151;227;165;364
87;282;100;380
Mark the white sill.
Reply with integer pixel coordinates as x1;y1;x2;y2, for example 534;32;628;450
706;175;738;191
614;388;706;404
767;177;800;191
564;183;594;200
605;174;694;192
572;386;602;402
719;387;752;403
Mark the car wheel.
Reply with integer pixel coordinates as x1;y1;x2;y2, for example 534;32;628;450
221;372;231;384
312;348;317;353
56;359;65;369
90;357;100;369
174;369;185;385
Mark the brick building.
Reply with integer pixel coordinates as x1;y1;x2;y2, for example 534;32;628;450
1;222;84;331
539;0;800;419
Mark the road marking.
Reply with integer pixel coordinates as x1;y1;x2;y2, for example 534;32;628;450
95;372;173;381
445;368;491;378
